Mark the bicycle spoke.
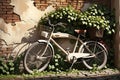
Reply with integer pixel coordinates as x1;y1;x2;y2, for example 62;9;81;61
96;50;105;56
36;56;52;61
24;42;53;73
27;55;36;62
35;61;42;68
80;41;107;69
96;57;103;64
93;42;97;53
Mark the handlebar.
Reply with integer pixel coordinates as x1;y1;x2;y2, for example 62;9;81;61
48;19;65;28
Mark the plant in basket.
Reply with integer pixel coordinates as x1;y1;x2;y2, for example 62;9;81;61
78;4;116;38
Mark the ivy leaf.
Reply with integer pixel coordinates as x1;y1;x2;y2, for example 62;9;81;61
89;23;92;26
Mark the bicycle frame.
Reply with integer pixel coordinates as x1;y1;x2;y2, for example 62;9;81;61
40;27;91;62
50;33;82;55
23;19;108;73
39;19;95;62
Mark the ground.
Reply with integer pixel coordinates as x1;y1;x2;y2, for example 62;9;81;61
0;68;120;80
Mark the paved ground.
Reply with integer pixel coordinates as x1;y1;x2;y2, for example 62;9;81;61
25;74;120;80
25;69;120;80
0;69;120;80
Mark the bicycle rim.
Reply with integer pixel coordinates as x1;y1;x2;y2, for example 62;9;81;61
80;41;107;69
24;42;53;73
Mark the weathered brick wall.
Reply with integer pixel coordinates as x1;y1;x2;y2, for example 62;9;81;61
0;39;13;57
0;0;20;23
0;0;20;57
34;0;111;11
0;0;110;58
0;0;110;23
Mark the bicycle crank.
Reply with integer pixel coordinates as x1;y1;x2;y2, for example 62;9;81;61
67;53;90;62
69;56;77;70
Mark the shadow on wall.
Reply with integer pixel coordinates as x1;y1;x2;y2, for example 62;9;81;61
0;0;55;44
0;18;40;45
21;26;41;43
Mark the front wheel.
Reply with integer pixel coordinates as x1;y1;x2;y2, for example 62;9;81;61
79;41;107;69
24;41;54;73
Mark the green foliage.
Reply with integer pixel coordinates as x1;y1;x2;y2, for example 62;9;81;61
0;54;24;75
0;56;14;75
39;4;116;71
39;4;116;35
39;5;81;35
49;5;79;23
46;47;70;72
79;4;116;34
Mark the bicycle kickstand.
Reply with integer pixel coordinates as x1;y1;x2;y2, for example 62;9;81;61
69;56;77;70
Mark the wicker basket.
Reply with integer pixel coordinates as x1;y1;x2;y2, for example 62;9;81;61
87;28;104;39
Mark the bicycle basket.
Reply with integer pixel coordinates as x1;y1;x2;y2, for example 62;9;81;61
40;25;52;39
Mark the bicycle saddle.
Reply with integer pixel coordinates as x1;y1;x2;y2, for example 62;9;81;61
74;29;86;34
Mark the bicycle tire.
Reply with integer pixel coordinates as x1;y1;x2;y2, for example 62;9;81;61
79;41;107;69
24;41;54;73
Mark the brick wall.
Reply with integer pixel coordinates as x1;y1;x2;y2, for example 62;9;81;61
0;0;20;23
0;39;13;58
0;0;110;23
0;0;19;57
34;0;110;11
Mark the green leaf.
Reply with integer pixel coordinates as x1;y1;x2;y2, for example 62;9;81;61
10;67;14;71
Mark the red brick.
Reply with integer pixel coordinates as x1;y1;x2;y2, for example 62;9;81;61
7;5;14;9
2;51;12;54
2;8;9;11
0;11;6;14
12;18;20;20
0;0;5;2
0;3;2;5
0;0;11;2
34;1;40;4
0;47;7;51
6;0;11;3
12;19;20;22
7;47;13;51
5;19;12;23
0;8;2;10
0;6;6;9
13;15;19;18
40;1;47;4
7;16;13;20
7;11;13;14
2;2;9;5
4;14;12;17
12;16;20;20
34;0;39;1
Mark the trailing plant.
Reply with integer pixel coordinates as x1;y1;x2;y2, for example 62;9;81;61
38;4;116;69
39;4;116;35
78;4;116;34
0;54;24;75
0;56;14;75
46;46;71;72
39;5;81;35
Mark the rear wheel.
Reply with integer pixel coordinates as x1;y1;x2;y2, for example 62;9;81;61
24;41;53;73
80;41;107;69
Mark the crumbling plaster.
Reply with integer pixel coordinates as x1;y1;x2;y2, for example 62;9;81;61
0;0;55;45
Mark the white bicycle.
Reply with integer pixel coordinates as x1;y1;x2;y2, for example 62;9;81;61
24;19;108;73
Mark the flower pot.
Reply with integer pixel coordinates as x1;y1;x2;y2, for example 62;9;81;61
87;28;104;39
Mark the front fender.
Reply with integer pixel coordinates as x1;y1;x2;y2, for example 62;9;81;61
38;40;54;55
